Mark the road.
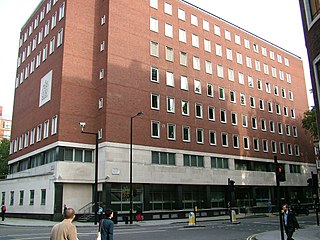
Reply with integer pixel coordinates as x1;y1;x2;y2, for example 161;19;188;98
0;214;316;240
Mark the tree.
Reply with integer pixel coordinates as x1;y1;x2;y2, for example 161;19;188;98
302;107;318;139
0;138;9;178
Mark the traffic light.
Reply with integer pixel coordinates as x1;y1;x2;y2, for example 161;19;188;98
307;178;313;188
228;178;235;192
312;173;319;190
276;165;286;182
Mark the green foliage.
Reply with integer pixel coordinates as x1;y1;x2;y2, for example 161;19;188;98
0;138;9;177
302;107;318;139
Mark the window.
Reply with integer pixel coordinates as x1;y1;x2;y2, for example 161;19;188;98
151;93;160;110
192;34;199;48
251;116;257;129
262;47;267;56
195;103;203;118
99;69;105;79
29;190;35;205
221;133;228;147
226;48;233;60
238;72;244;85
99;98;103;109
150;0;158;9
194;79;201;94
243;137;250;150
288;144;293;156
32;36;37;51
183;154;204;167
288;91;293;101
150;41;159;57
38;28;43;44
150;17;158;32
24;132;29;148
278;122;283;134
42;44;48;61
19;191;24;206
207;84;214;97
262;139;268;152
279;142;285;155
255;60;261;71
151;121;160;138
165;23;173;38
191;14;198;26
100;41;105;51
220;109;227;123
211;157;229;169
283;106;288;117
293;126;298;137
231;112;237;125
51;12;57;29
269;120;275;133
196;128;204;144
182;126;190;142
253;138;259;151
244;39;250;49
235;34;241;45
287;73;292;83
246;56;252;68
284;57;289;66
233;135;239;148
41;189;46;205
181;76;188;90
57;28;63;47
276;104;281;115
272;67;277;78
249;96;255;108
242;115;248;128
261;119;267;131
180;52;187;66
208;106;215;121
248;76;254;88
167;97;175;113
59;2;65;21
240;93;246;105
274;85;279;96
257;79;262;90
204;39;211;52
43;120;49;139
179;29;186;43
291;109;295;119
10;191;14;206
230;90;236;103
277;54;282;63
101;15;106;25
49;37;55;55
259;99;264;110
209;131;217;145
164;2;172;15
285;124;291;136
217;65;224;78
165;46;174;62
181;100;189;116
215;44;222;56
178;8;185;20
44;20;50;37
295;145;300;156
236;52;243;64
267;101;273;112
263;64;269;74
166;71;174;87
225;29;231;40
228;68;234;81
193;56;200;70
30;128;35;145
205;60;212;74
46;0;52;13
214;25;220;36
37;124;42;142
152;151;176;165
219;87;225;100
203;19;210;31
265;82;271;93
151;67;159;82
271;141;277;153
167;124;176;140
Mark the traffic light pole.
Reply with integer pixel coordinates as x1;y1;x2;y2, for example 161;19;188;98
311;172;319;226
274;156;285;240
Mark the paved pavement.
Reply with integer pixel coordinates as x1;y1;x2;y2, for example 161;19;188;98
0;214;319;239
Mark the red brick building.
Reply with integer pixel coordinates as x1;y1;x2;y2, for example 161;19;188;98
0;106;12;141
1;0;316;220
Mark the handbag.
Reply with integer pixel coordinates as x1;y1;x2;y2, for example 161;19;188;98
96;219;103;240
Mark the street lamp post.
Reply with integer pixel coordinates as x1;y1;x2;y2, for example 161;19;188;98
129;112;144;224
79;122;99;225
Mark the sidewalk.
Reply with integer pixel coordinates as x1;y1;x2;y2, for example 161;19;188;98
253;225;320;240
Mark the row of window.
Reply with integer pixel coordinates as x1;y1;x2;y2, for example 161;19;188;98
150;42;293;92
149;0;291;66
20;0;63;48
150;122;300;156
151;93;295;120
9;115;58;154
1;189;46;207
151;151;301;173
16;28;64;89
150;67;294;102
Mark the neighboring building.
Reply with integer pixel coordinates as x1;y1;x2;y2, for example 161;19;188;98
1;0;316;220
0;106;12;141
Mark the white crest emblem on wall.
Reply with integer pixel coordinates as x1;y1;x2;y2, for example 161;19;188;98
39;70;53;107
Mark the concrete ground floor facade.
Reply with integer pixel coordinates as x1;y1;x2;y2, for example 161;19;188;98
1;141;316;220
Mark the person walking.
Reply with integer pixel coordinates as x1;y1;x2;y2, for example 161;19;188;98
100;208;114;240
1;205;6;221
282;204;299;240
50;207;78;240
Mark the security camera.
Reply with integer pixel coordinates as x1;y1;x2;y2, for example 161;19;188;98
79;121;86;132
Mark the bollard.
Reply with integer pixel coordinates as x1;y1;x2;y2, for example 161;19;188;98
188;212;195;226
231;210;236;222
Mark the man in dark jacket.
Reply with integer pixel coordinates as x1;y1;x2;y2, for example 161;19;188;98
282;204;300;240
100;208;114;240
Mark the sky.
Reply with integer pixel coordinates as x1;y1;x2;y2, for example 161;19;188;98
0;0;313;118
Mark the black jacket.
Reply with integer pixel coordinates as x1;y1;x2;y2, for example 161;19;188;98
284;211;299;229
